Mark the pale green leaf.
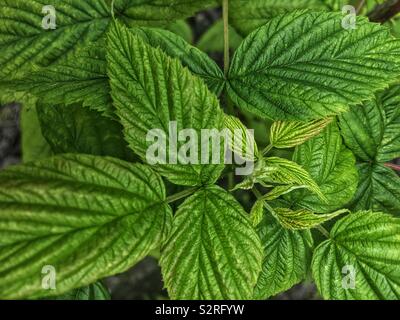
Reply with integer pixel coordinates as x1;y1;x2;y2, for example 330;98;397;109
0;155;172;299
108;22;225;186
270;118;333;149
312;211;400;300
160;186;263;300
263;185;307;201
223;114;258;161
228;10;400;121
250;200;264;227
36;103;133;160
230;0;327;36
289;123;358;213
166;20;193;44
274;207;348;230
255;214;313;299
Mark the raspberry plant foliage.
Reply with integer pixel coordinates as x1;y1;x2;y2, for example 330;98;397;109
0;0;400;300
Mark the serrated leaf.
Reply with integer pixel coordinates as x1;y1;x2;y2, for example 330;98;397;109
0;0;218;78
263;185;307;201
197;19;243;53
270;118;333;149
250;200;264;227
20;105;52;163
223;114;258;161
230;0;327;36
108;22;225;186
340;85;400;163
36;103;133;160
350;163;400;216
274;207;348;230
312;211;400;300
228;10;400;121
255;214;313;299
160;186;263;300
45;282;110;300
289;123;358;213
0;155;172;299
129;26;225;95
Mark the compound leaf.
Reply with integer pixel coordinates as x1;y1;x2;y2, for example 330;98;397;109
160;186;263;300
0;155;172;299
108;22;225;186
255;214;313;299
312;211;400;300
228;11;400;121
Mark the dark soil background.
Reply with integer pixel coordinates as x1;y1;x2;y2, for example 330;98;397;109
1;8;398;301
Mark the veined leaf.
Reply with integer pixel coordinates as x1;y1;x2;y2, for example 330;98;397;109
273;207;348;230
20;105;52;163
340;85;400;163
270;118;333;149
230;0;327;36
165;20;193;44
350;163;400;216
160;186;263;300
223;114;258;161
250;200;264;227
263;185;307;201
108;22;225;186
36;103;133;161
228;10;400;121
197;19;243;53
0;155;172;299
312;211;400;300
129;26;225;95
289;123;358;213
45;282;110;300
0;0;218;78
255;214;313;299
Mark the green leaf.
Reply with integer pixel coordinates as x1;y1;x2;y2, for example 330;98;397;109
273;207;348;230
20;105;52;163
0;155;172;299
340;85;400;163
2;41;113;117
160;186;263;300
36;103;133;160
223;114;258;161
270;118;333;149
228;10;400;121
45;282;110;300
255;214;313;299
108;22;225;186
230;0;327;36
0;0;218;78
350;163;400;216
250;200;264;227
129;26;225;95
166;20;193;44
197;19;243;53
312;211;400;300
263;185;307;201
289;123;358;213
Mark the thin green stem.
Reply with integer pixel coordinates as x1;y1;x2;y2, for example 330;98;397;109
262;144;273;156
223;0;230;77
165;188;197;204
316;225;330;238
252;187;276;217
111;0;115;20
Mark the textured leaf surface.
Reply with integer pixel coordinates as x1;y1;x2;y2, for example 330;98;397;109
350;163;400;216
289;123;358;213
0;0;217;78
228;11;400;121
129;26;225;95
36;103;133;160
270;118;333;149
340;85;400;163
274;207;348;230
108;22;225;186
160;186;263;300
46;282;110;300
230;0;327;36
255;214;313;299
312;211;400;300
0;155;172;299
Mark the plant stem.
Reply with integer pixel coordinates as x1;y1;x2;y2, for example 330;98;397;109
165;188;197;204
262;144;273;156
252;187;277;217
223;0;230;77
316;225;330;238
368;0;400;23
385;162;400;172
356;0;366;13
